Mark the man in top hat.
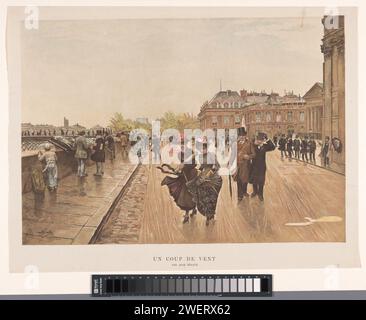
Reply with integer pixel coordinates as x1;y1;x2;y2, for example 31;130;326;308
233;126;256;202
308;136;317;163
249;132;276;201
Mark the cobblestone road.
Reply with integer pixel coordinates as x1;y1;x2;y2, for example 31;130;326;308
95;164;148;244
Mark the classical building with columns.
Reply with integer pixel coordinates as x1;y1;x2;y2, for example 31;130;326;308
241;92;306;139
321;15;345;173
198;89;307;139
303;82;324;140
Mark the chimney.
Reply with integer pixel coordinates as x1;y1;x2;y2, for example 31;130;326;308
240;89;247;99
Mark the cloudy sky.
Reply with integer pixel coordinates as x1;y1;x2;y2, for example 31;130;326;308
21;17;323;127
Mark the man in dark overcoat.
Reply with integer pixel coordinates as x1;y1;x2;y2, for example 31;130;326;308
308;136;316;163
250;133;276;201
233;127;256;202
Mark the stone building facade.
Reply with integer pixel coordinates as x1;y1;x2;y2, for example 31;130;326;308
198;90;246;131
198;89;307;139
241;92;306;139
303;82;324;140
321;15;345;173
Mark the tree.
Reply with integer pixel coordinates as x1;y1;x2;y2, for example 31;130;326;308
159;111;200;132
109;112;152;133
109;112;134;131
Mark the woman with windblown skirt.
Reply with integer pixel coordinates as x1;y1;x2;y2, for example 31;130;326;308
186;142;223;226
159;146;198;224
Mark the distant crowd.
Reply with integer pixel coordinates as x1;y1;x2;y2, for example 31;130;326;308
34;129;130;196
272;134;331;167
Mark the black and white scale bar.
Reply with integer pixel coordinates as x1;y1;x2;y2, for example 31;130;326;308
92;274;272;297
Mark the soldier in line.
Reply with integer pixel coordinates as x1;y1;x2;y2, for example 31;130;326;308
233;126;256;202
286;135;293;159
301;136;309;162
293;135;301;160
249;133;276;202
278;134;287;158
308;136;317;163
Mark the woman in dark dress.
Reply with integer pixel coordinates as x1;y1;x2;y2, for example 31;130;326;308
186;142;223;226
159;144;198;224
250;133;276;201
91;130;105;176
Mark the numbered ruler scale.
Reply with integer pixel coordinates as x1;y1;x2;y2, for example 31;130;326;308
92;274;272;297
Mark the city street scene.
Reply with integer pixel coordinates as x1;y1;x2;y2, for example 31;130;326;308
21;15;345;244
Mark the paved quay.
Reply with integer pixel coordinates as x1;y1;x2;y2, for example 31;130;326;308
22;158;137;245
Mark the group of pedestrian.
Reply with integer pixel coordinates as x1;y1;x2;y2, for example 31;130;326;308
159;126;276;226
159;138;223;226
34;129;129;197
276;134;331;167
74;130;127;177
277;134;317;163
